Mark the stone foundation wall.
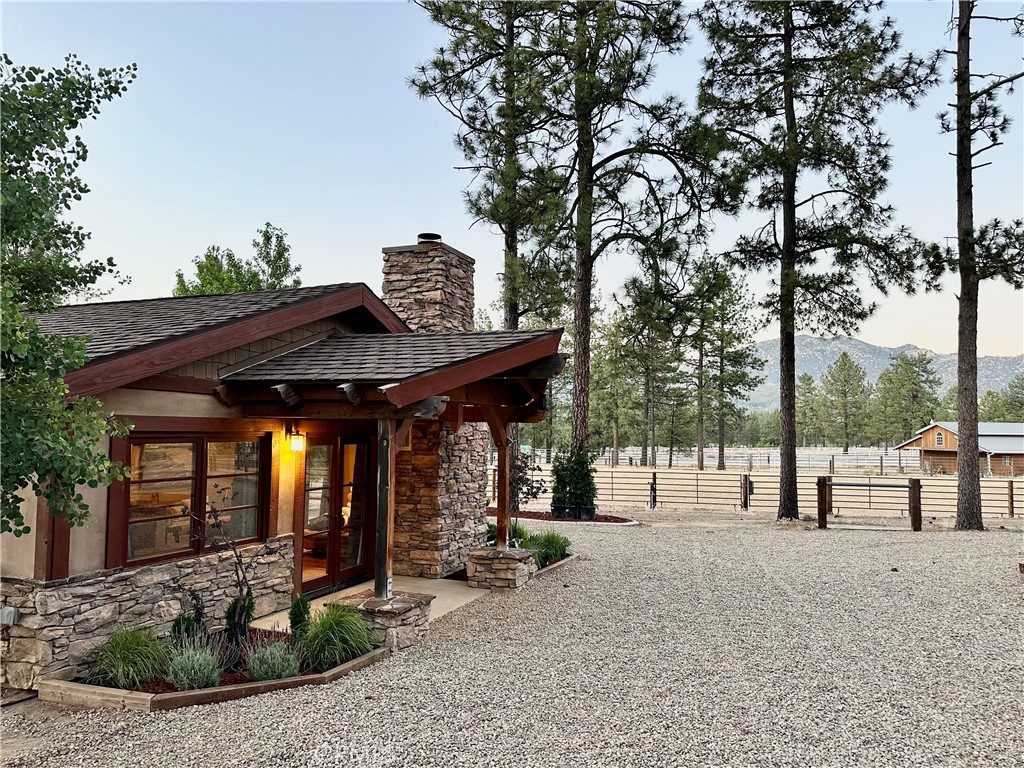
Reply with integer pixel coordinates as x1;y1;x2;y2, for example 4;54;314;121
393;421;488;578
0;536;293;690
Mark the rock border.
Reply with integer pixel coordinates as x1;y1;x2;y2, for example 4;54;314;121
486;513;640;527
36;646;391;712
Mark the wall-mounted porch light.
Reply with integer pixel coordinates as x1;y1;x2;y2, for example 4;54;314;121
289;427;305;452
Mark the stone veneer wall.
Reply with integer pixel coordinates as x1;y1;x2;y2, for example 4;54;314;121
392;421;488;578
382;240;489;577
0;536;293;690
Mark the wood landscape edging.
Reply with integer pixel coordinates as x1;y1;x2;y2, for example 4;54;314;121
36;647;391;712
532;553;580;580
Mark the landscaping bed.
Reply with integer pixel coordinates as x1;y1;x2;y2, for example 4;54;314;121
38;647;390;711
488;507;634;524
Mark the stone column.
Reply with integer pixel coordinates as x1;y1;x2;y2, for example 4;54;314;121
339;591;434;650
467;548;538;591
382;238;489;578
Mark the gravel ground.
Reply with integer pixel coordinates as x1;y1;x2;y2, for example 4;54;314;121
3;513;1022;768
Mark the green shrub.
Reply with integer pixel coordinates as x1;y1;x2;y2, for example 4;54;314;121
509;520;532;544
297;605;373;672
486;521;497;543
166;637;222;691
247;641;301;681
530;530;571;568
289;594;311;639
88;627;169;690
551;451;597;506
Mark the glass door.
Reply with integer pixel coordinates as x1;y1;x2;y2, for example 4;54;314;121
301;439;372;593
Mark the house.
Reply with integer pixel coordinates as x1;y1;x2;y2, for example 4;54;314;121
0;236;564;689
894;421;1024;476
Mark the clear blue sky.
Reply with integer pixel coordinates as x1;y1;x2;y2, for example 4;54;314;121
4;1;1022;357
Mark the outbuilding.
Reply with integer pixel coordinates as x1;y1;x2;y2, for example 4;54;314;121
894;421;1023;476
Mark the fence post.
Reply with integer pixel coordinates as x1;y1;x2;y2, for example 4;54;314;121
908;478;922;532
816;476;829;529
740;473;750;510
649;473;657;509
1008;480;1015;519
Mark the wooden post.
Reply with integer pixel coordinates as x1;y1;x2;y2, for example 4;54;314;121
816;476;828;529
908;477;922;532
482;407;510;551
1008;480;1015;519
374;418;396;599
33;494;71;582
740;473;749;510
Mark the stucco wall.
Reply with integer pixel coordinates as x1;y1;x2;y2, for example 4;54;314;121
0;493;37;579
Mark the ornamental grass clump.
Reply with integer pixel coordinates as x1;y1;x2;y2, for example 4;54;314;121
529;529;571;569
88;627;169;690
247;641;301;682
166;636;222;691
297;605;373;672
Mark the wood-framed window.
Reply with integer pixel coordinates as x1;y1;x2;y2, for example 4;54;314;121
110;432;271;568
936;431;944;446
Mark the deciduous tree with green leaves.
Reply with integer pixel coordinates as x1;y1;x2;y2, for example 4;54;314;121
173;223;300;296
698;0;941;519
1;54;136;535
938;1;1024;529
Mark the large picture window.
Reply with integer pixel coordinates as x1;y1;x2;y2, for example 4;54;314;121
123;434;270;565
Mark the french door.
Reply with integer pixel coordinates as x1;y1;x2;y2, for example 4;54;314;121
300;438;373;594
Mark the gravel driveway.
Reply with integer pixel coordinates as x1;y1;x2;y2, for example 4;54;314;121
3;514;1021;768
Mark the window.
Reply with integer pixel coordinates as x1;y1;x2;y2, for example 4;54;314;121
122;434;269;565
936;431;944;446
1003;456;1013;467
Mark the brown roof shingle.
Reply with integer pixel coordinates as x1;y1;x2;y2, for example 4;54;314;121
34;284;359;359
222;329;557;383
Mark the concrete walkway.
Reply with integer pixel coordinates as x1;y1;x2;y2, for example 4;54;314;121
251;575;486;632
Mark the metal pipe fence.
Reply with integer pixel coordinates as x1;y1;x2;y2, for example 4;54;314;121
493;465;1022;519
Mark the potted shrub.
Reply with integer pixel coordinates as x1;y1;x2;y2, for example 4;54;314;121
550;452;576;519
552;451;598;520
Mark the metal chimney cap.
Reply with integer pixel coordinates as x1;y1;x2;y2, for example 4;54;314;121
417;232;442;244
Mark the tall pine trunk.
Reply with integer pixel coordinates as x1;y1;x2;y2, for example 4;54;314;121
955;3;983;530
778;2;800;520
570;4;594;456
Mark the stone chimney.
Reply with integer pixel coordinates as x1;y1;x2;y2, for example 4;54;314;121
380;234;487;579
381;233;474;332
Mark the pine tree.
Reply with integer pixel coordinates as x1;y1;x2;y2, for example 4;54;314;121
705;274;765;470
412;1;566;331
698;1;940;519
820;352;869;453
937;2;1024;530
795;373;824;448
869;353;941;448
537;1;731;454
936;385;959;422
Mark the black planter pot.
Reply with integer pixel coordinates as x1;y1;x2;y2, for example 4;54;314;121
551;504;573;519
578;505;597;521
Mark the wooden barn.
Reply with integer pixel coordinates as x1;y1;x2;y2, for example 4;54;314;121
895;421;1024;476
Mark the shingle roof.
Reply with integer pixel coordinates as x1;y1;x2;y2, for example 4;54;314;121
223;329;555;383
34;284;358;359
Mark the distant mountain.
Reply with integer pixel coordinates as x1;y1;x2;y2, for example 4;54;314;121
746;335;1023;410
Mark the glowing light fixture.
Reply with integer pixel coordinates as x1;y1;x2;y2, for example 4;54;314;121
289;428;305;452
